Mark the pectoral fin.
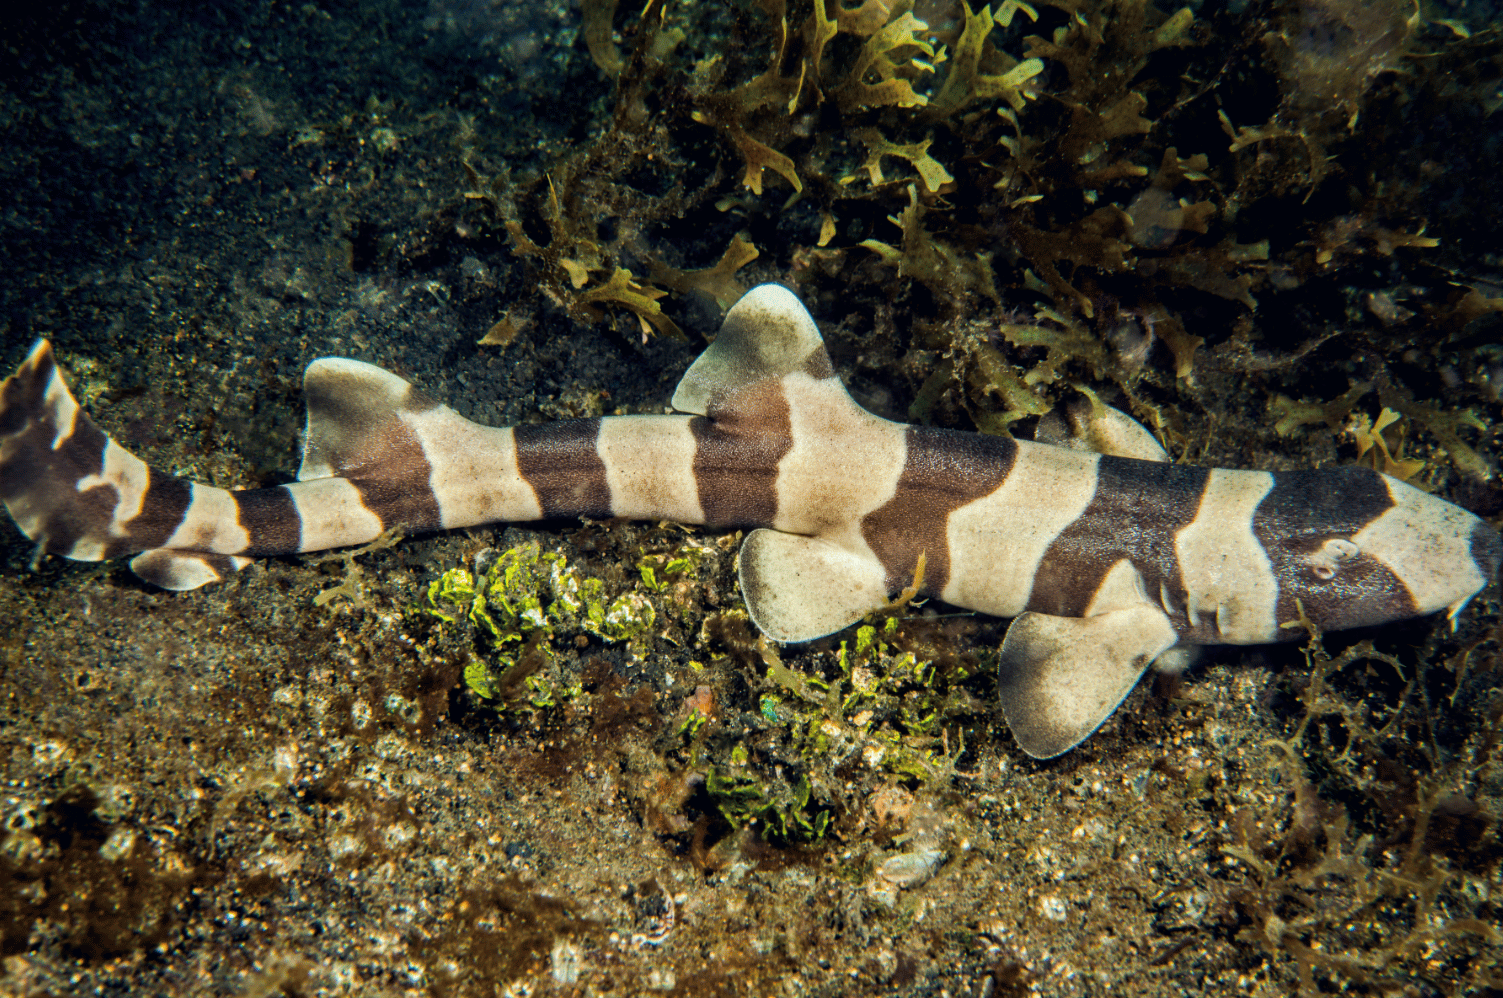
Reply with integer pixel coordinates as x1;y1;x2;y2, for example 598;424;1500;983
738;528;889;643
998;605;1179;759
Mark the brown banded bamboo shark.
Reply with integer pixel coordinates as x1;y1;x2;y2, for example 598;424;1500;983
2;285;1499;757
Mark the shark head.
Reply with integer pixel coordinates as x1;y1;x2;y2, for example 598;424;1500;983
1257;468;1499;633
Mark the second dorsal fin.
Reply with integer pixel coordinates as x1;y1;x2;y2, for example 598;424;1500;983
672;284;836;415
298;357;443;481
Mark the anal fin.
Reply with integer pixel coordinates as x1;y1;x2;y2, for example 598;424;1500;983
738;529;888;643
998;605;1178;759
130;549;253;591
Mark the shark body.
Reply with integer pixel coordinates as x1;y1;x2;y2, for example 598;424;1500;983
2;285;1498;756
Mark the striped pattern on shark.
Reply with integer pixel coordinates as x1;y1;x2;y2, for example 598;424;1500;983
3;285;1499;756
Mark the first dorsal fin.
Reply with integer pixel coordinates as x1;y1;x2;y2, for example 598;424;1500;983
672;284;835;415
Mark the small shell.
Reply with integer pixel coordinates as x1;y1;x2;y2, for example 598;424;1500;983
550;938;582;985
1037;895;1068;921
876;847;945;888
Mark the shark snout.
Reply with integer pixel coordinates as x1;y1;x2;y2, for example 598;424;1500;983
1351;480;1496;618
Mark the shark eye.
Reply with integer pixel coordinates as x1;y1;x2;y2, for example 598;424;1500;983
1305;537;1361;580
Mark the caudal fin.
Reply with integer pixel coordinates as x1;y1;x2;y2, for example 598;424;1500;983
0;342;526;591
0;341;259;589
0;340;186;564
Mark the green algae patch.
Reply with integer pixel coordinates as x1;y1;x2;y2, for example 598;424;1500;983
425;567;481;626
635;549;703;593
589;590;657;644
461;656;500;701
685;606;991;854
707;763;832;844
428;542;660;648
425;540;664;714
